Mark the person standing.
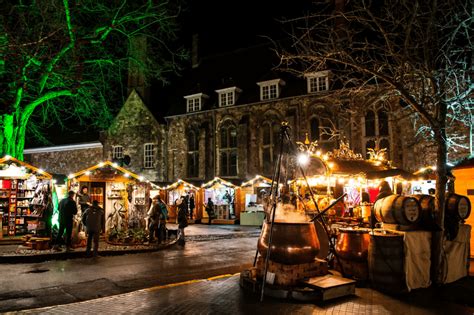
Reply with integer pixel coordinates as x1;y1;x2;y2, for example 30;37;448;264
157;196;168;244
371;181;393;228
54;191;78;252
83;200;103;257
189;194;195;220
147;196;161;243
177;196;188;246
77;186;91;216
205;198;215;225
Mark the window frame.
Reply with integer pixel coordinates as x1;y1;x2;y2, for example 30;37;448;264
219;124;238;177
363;107;391;159
187;130;200;178
305;71;330;93
143;143;156;169
112;145;124;160
257;79;284;101
184;93;207;113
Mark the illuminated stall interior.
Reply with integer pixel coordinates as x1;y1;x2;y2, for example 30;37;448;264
164;179;200;221
0;156;53;238
201;177;239;222
67;161;151;233
239;175;272;226
293;139;412;219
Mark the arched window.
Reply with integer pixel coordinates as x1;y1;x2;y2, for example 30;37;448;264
187;130;199;178
365;110;376;137
220;124;238;176
262;122;280;176
378;109;389;136
310;118;320;141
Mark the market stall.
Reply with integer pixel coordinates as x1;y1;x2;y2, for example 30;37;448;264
67;161;151;235
239;175;272;226
164;179;200;222
201;177;240;223
0;156;53;240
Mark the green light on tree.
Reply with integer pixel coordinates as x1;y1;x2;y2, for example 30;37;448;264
0;0;187;159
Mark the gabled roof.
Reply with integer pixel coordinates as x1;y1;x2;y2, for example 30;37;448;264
0;156;52;179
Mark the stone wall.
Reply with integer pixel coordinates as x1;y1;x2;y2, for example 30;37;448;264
103;90;166;182
24;147;103;176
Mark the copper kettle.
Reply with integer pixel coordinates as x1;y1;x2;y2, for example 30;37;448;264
258;221;320;265
335;228;370;262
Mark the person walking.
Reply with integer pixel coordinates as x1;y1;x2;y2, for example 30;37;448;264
83;200;103;257
177;196;188;246
54;191;78;252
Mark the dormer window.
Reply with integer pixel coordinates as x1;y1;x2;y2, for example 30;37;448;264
257;79;285;101
215;87;241;107
305;71;330;93
184;93;208;113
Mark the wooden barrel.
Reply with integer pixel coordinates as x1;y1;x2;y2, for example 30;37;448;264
410;194;438;230
374;195;420;225
446;193;471;220
368;231;407;294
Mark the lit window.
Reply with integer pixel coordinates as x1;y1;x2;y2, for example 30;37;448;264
112;146;123;159
257;79;284;101
216;87;240;107
144;143;155;169
306;71;330;93
187;97;201;112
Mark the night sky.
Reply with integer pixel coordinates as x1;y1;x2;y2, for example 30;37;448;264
26;1;313;148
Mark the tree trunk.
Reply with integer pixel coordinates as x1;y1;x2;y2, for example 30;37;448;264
0;113;25;160
432;103;448;285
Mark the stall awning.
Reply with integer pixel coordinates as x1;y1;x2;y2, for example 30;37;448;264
241;175;272;187
165;179;199;191
202;177;237;189
0;155;52;179
68;161;144;182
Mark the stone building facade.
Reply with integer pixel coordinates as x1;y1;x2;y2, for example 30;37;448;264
23;46;470;182
24;142;103;176
102;90;166;182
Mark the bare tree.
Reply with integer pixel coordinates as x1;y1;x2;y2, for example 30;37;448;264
280;0;473;283
0;0;186;159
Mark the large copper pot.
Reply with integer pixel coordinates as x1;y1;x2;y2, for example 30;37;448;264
335;228;370;262
257;221;320;265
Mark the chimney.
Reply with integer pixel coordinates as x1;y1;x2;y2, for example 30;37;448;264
191;34;200;68
127;35;150;104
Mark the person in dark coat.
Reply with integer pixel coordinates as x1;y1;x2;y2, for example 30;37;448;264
54;191;78;251
83;200;104;257
189;194;195;220
205;198;215;225
77;186;91;215
147;196;161;243
177;196;188;246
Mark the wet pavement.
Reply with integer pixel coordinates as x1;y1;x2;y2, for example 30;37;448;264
0;230;258;312
15;274;474;315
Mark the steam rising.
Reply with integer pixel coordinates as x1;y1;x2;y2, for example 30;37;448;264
273;203;308;223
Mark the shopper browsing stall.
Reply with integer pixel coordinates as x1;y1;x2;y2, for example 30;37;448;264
54;191;78;252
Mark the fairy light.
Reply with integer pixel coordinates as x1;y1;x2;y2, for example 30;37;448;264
4;155;11;160
68;174;74;179
124;173;130;178
85;171;91;176
98;162;105;167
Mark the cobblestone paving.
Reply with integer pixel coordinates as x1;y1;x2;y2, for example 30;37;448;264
17;275;474;315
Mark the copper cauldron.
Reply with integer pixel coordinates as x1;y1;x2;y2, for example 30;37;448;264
335;228;370;262
257;221;320;265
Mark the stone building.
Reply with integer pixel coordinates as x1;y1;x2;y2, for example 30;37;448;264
24;44;470;183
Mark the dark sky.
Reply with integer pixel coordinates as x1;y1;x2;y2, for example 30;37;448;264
26;1;314;148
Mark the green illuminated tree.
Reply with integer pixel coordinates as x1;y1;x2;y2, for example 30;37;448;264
282;0;472;283
0;0;186;159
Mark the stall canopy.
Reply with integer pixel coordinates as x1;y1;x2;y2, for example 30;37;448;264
68;160;144;182
0;156;52;179
241;175;272;188
202;177;236;189
165;179;199;191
